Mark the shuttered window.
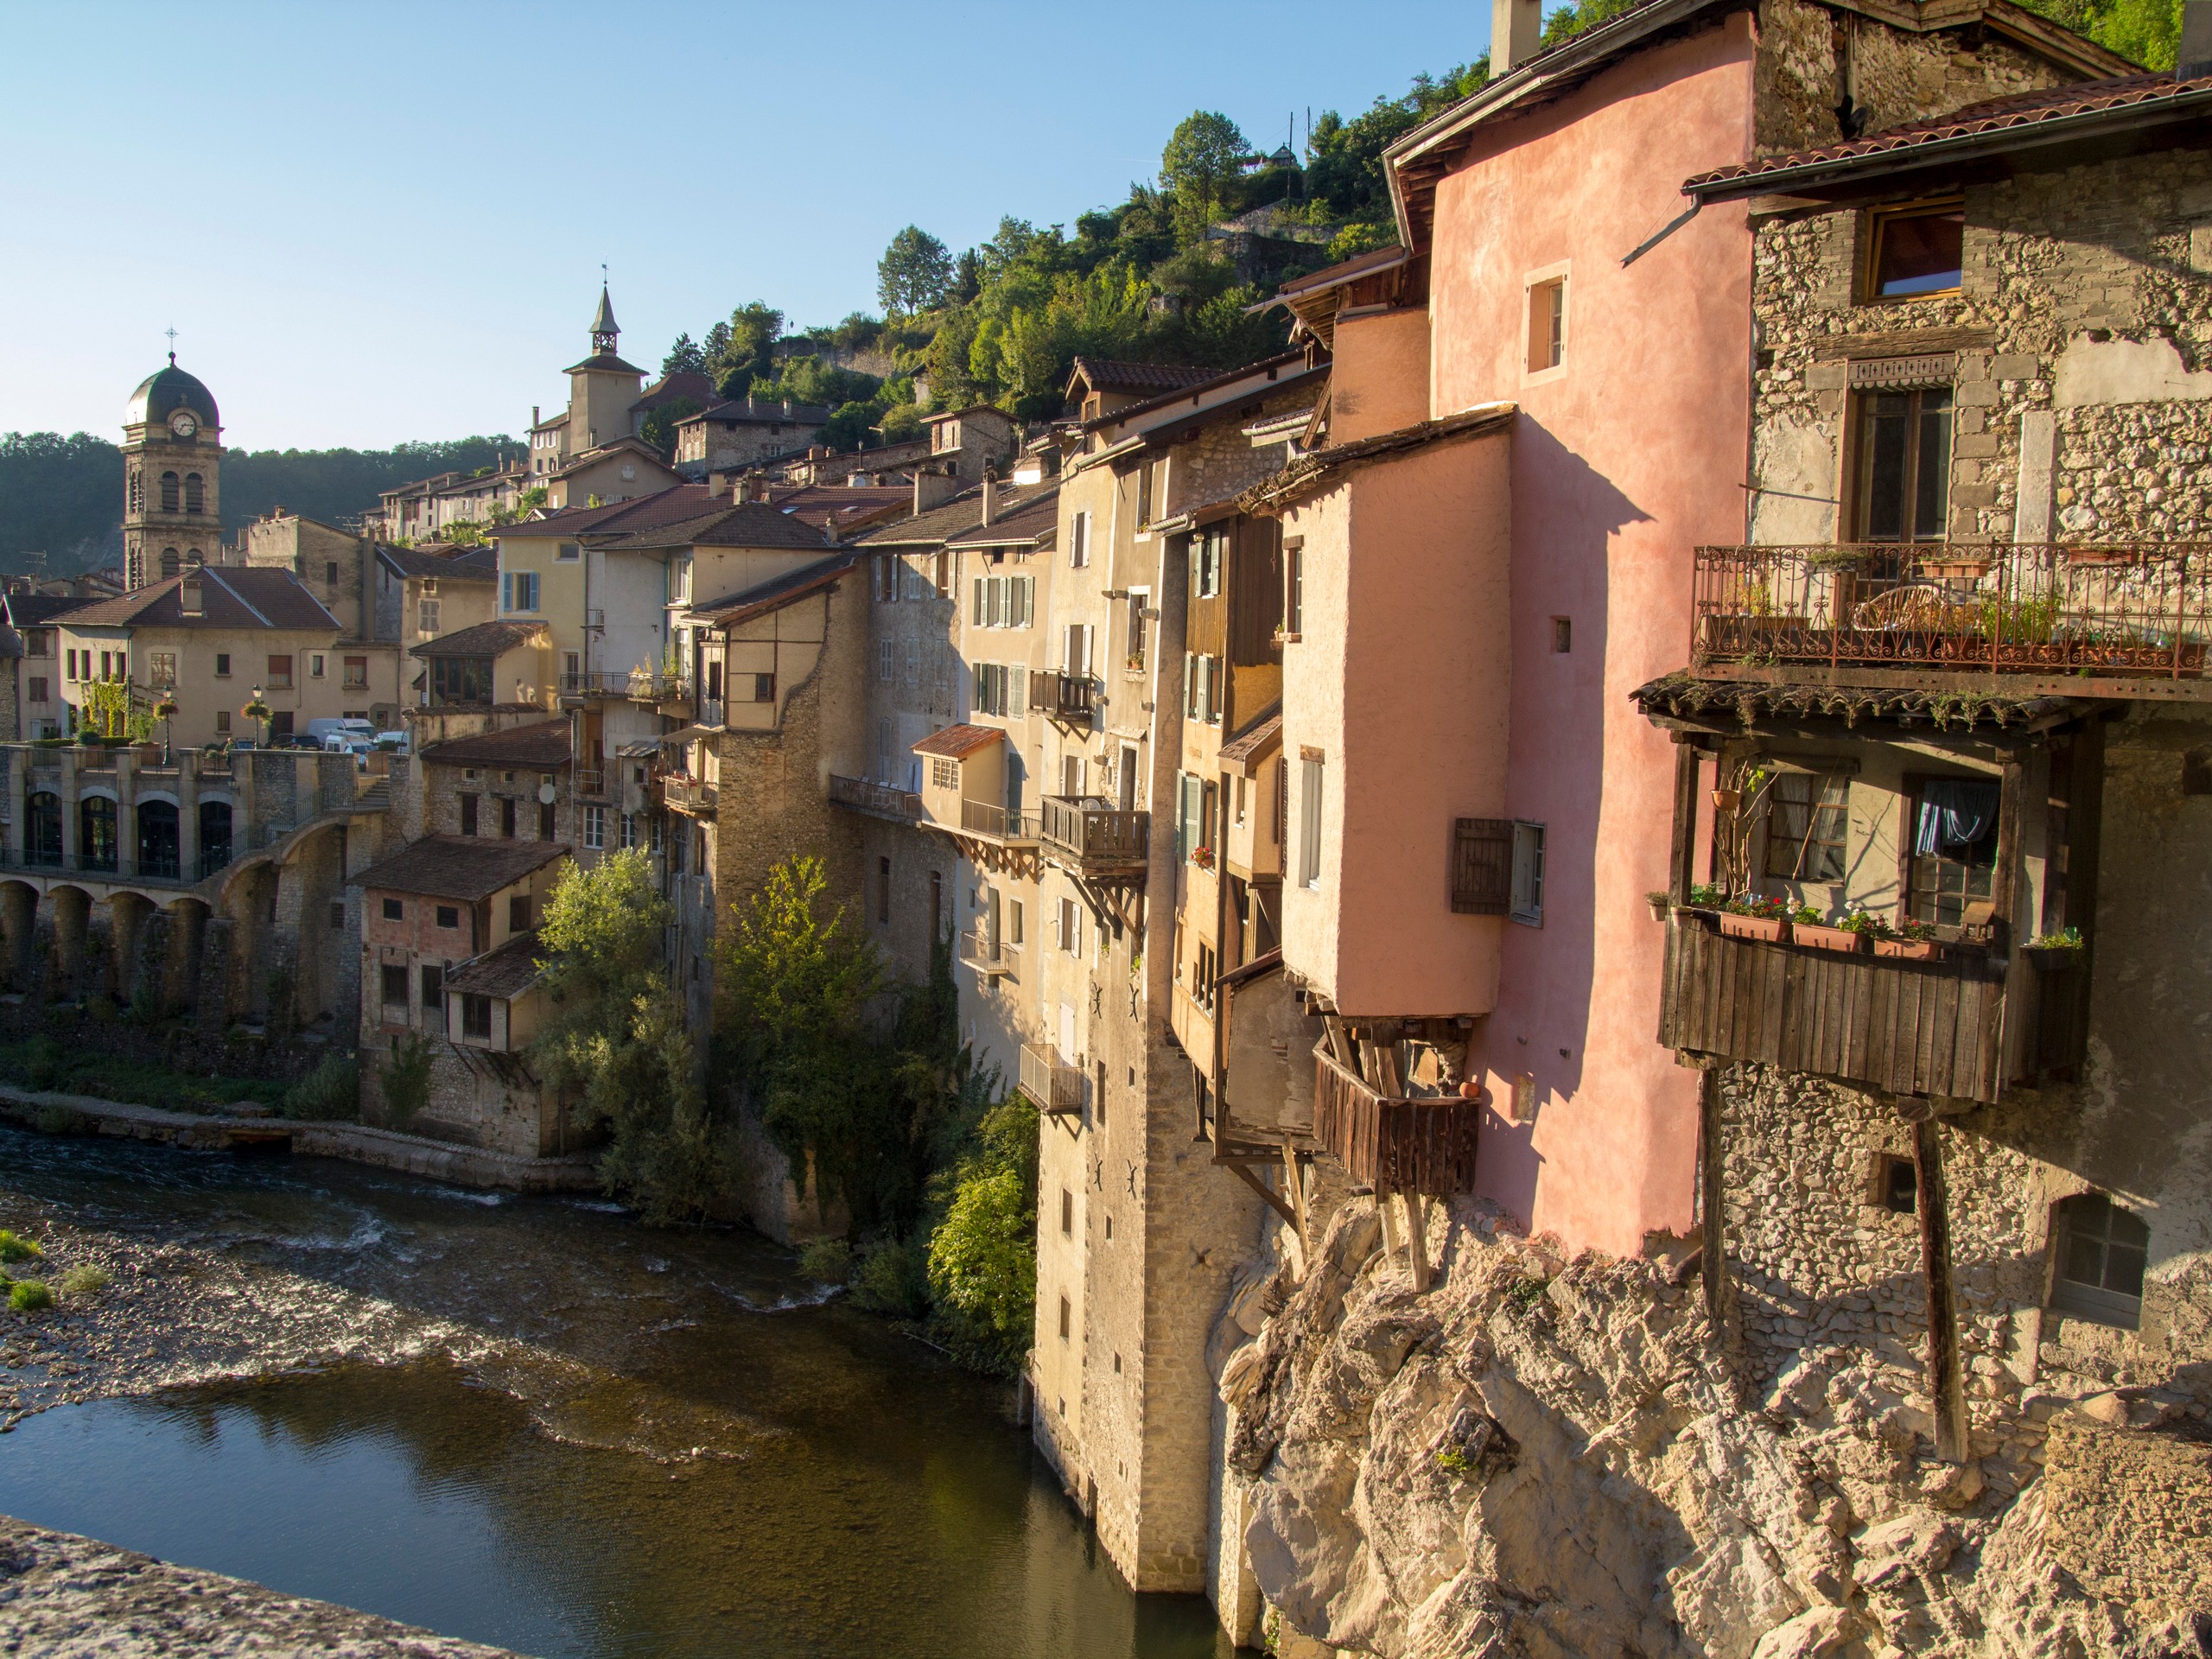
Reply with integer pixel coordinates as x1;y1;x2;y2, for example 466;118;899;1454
1451;818;1514;914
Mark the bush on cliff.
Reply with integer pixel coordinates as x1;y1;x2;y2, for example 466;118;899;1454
925;1096;1038;1375
283;1054;359;1121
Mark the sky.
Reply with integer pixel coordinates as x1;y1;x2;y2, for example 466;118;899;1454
0;1;1500;454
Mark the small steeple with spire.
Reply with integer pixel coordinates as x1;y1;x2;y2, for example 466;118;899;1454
591;279;619;356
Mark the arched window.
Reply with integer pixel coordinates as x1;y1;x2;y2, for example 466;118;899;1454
198;800;233;879
137;800;180;880
128;469;143;512
160;549;180;581
79;797;118;873
25;791;61;868
184;473;204;514
2050;1192;2150;1329
160;471;180;512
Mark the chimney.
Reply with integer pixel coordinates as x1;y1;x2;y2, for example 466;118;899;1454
912;468;956;516
180;573;203;616
2183;0;2212;77
1492;0;1541;72
981;462;1001;527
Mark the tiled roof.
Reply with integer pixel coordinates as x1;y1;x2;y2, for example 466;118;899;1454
493;484;715;541
912;723;1004;760
4;593;91;626
550;435;679;480
679;396;835;428
633;371;717;410
1080;350;1313;433
1684;73;2212;197
379;543;497;582
354;836;570;901
410;620;549;659
56;568;340;633
923;404;1014;425
1067;358;1222;397
417;717;573;770
443;931;547;999
594;499;834;553
1239;402;1516;515
1629;671;2096;731
854;480;1058;549
771;485;912;536
1219;709;1283;775
691;550;859;625
944;486;1060;550
563;352;645;375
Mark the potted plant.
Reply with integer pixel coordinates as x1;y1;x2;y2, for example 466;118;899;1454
1674;883;1723;928
153;696;179;766
1645;889;1671;922
1718;892;1791;943
1872;916;1941;959
1793;905;1866;954
2025;926;2085;970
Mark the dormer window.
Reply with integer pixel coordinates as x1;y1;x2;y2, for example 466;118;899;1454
1866;201;1964;300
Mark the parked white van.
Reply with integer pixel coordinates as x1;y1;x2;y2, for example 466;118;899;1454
306;717;377;753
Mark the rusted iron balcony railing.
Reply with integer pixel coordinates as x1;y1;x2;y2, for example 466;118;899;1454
957;927;1019;980
959;798;1038;842
827;773;921;823
1018;1041;1082;1114
1028;670;1096;722
627;669;692;706
1312;1047;1479;1195
661;774;717;814
1691;543;2212;684
1039;794;1148;877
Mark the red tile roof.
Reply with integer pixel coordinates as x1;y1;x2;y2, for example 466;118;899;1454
443;930;548;999
410;620;548;659
418;718;573;770
1684;73;2212;197
354;835;570;901
912;723;1004;760
57;568;340;633
1066;357;1224;398
690;550;858;624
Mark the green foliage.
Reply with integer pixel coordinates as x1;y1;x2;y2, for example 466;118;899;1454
639;395;702;457
704;302;785;401
35;1104;85;1135
878;226;956;316
283;1054;359;1121
79;678;151;742
59;1265;108;1299
925;1095;1039;1374
1303;61;1487;245
24;1037;66;1091
662;332;709;376
1161;111;1250;246
798;1237;854;1283
851;1235;932;1318
379;1035;433;1130
2021;0;2177;64
1540;0;1643;47
1503;1274;1550;1313
0;1231;42;1265
1435;1445;1473;1476
8;1280;53;1313
0;1041;284;1112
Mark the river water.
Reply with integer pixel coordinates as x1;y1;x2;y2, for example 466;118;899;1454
0;1128;1227;1658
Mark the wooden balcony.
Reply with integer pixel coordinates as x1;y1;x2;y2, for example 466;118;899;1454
957;798;1038;843
1018;1041;1082;1115
660;774;717;815
1312;1047;1479;1195
957;927;1019;980
1028;670;1095;724
1657;912;2081;1103
827;773;920;823
1039;795;1147;880
1690;542;2212;699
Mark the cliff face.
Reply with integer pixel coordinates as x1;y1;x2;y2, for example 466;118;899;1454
1222;1198;2212;1659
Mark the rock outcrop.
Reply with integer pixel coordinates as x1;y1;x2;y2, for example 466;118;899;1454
1224;1198;2212;1658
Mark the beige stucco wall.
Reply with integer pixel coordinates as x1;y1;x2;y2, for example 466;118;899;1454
60;620;353;748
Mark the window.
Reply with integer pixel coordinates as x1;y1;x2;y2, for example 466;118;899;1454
582;804;607;849
418;596;441;634
160;471;180;512
500;797;518;838
431;657;493;704
459;794;479;836
436;905;460;930
380;965;409;1010
215;709;231;734
63;649;75;683
1527;276;1567;372
266;655;293;690
1058;896;1082;956
326;560;340;588
1909;776;1999;926
161;549;181;581
1766;772;1849;882
149;652;176;689
1058;1294;1071;1341
1854;388;1952;543
1880;1154;1918;1216
620;811;638;849
214;652;231;677
1300;756;1325;887
931;756;957;791
556;541;581;562
504;570;540;613
462;995;493;1040
1510;821;1546;925
1451;818;1514;914
22;629;50;658
1867;201;1964;299
752;673;775;702
1552;617;1572;654
1060;1188;1073;1236
874;557;895;602
1284;545;1302;639
344;656;369;689
2049;1192;2149;1329
378;897;402;922
879;640;893;683
420;965;444;1033
1070;511;1090;569
1192;526;1224;599
1184;652;1221;723
508;894;532;932
309;653;326;680
26;677;46;703
878;856;892;924
539;798;556;839
1196;941;1217;1015
184;474;204;514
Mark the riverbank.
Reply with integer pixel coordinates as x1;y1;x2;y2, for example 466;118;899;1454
0;1515;526;1658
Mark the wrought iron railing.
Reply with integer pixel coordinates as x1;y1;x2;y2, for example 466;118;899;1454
560;669;632;695
662;775;717;812
628;670;691;703
1690;543;2212;680
827;774;920;821
957;927;1019;980
1312;1047;1479;1195
1039;795;1148;868
1018;1041;1082;1114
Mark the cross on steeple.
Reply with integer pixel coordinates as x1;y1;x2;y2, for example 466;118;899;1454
164;326;177;365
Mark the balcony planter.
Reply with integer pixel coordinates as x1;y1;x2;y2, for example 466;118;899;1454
2024;928;2085;972
1672;905;1720;931
1718;912;1789;944
1645;891;1670;923
1873;937;1942;960
1793;922;1866;954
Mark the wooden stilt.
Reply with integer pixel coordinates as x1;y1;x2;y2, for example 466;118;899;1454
1403;1192;1431;1293
1910;1110;1970;1463
1281;1141;1310;1257
1376;1174;1400;1265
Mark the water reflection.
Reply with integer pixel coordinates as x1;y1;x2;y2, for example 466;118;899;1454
0;1127;1229;1659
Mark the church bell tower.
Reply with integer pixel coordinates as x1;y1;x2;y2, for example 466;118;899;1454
122;352;224;590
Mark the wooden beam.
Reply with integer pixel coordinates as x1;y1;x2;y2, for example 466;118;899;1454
1223;1158;1299;1230
1699;1065;1729;1339
1403;1193;1431;1293
1670;740;1700;906
1282;1141;1310;1255
1910;1114;1970;1463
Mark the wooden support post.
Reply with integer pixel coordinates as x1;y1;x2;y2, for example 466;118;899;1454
1670;739;1701;906
1281;1140;1310;1256
1698;1063;1729;1338
1403;1192;1432;1293
1224;1158;1300;1231
1376;1174;1401;1264
1910;1110;1970;1463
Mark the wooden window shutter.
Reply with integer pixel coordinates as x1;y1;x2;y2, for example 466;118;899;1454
1452;817;1515;914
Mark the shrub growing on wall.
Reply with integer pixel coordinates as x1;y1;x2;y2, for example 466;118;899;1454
380;1036;433;1130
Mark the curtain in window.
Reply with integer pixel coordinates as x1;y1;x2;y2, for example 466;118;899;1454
1915;779;1999;856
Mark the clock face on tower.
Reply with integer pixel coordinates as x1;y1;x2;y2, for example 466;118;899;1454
169;411;198;439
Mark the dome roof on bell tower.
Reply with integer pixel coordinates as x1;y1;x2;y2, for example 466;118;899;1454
127;359;219;429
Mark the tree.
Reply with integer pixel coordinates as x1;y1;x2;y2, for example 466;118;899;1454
662;333;708;376
877;226;955;315
2019;0;2177;63
926;1095;1038;1372
639;395;702;456
1160;111;1249;245
707;302;785;399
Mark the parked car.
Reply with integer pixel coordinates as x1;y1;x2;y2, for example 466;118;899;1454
306;717;377;753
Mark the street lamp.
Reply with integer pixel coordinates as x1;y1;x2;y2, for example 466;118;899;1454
243;685;271;749
154;694;179;765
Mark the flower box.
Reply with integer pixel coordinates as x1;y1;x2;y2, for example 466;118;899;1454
1672;906;1719;931
1718;912;1789;944
1794;923;1867;954
2025;944;2083;972
1872;937;1942;960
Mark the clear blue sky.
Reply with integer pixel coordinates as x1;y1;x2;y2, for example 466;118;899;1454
1;1;1499;454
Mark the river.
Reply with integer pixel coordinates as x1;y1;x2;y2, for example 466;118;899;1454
0;1125;1228;1658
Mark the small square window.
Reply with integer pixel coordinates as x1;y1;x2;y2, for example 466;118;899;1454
381;897;403;921
1527;276;1566;372
1867;202;1964;300
380;964;408;1008
1058;1294;1071;1341
1510;821;1546;926
436;905;460;929
1880;1154;1918;1215
214;653;232;677
1552;617;1572;653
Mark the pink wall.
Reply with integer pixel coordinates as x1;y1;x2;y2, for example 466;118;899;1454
1330;308;1433;443
1425;17;1756;1257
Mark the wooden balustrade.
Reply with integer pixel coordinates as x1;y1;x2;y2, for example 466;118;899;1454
1312;1047;1479;1195
1039;795;1148;876
827;773;921;823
